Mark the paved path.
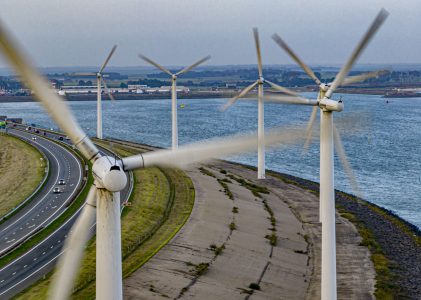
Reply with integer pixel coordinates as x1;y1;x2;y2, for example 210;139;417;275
123;160;375;300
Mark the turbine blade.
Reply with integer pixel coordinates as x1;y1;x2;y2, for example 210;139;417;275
175;55;211;76
0;21;99;161
102;78;116;101
253;28;263;78
340;70;386;86
303;106;319;151
272;33;321;85
138;53;172;76
220;80;258;111
48;186;97;300
265;94;318;106
325;9;389;98
99;45;117;74
333;125;363;198
264;79;299;97
122;125;306;170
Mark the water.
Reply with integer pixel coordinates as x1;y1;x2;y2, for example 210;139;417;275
1;94;420;229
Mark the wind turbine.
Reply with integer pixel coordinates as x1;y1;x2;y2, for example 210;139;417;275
138;53;211;150
0;22;308;300
73;46;117;140
221;28;299;179
269;9;389;300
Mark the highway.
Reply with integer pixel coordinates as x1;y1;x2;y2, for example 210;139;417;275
0;128;83;256
0;126;132;298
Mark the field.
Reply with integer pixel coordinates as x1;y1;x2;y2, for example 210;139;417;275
0;133;45;217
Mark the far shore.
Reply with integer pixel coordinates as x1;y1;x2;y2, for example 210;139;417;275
0;87;417;103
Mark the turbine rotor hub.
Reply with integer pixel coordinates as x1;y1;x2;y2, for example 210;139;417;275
258;77;264;84
319;98;344;112
172;74;177;80
92;156;127;192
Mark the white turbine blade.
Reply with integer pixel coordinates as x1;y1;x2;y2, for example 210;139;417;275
253;28;263;78
138;53;172;76
272;33;321;86
122;125;306;170
264;79;299;97
333;125;363;198
0;21;99;161
340;70;386;86
175;55;211;76
220;80;258;111
99;45;117;74
325;9;389;98
102;78;116;102
48;186;97;300
265;94;318;106
303;106;319;151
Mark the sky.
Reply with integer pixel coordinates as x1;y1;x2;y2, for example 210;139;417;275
0;0;419;68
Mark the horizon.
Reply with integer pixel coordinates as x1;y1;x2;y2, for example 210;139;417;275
0;1;420;68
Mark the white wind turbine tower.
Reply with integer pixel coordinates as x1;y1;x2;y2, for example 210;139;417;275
0;22;308;300
138;53;211;150
221;28;299;179
74;46;117;140
269;9;389;300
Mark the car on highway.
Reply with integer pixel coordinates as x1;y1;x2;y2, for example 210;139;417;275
58;179;66;185
58;136;64;141
53;187;61;193
32;137;37;140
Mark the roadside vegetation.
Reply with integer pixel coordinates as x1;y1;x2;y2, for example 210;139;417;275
0;133;45;217
16;140;195;300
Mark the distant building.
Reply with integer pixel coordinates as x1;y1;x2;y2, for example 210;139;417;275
154;86;190;93
58;86;98;95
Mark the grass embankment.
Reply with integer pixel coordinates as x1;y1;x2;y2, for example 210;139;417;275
0;133;45;216
16;141;195;300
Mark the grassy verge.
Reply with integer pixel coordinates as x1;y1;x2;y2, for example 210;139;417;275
0;133;45;217
16;141;195;299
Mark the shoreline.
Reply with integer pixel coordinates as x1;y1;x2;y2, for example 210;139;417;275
1;87;420;103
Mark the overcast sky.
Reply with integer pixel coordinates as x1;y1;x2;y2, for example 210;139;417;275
0;0;419;68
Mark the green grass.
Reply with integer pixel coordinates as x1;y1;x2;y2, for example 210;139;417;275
227;174;269;198
16;141;195;300
0;133;46;218
338;210;399;298
209;244;225;256
217;178;234;200
198;167;216;178
265;233;277;246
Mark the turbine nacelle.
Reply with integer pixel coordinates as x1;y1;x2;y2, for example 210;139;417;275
258;76;264;84
320;83;329;92
319;98;344;112
92;156;127;192
172;74;177;81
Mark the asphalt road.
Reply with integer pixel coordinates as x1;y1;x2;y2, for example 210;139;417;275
0;126;132;299
0;128;83;256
